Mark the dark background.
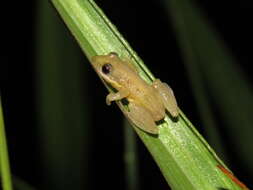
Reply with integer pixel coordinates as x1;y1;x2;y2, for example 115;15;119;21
1;0;253;189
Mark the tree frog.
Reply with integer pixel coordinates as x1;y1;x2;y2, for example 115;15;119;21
91;52;179;134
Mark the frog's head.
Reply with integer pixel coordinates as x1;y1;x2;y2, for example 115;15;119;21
91;52;122;86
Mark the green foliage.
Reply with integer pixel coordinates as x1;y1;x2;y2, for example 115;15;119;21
51;0;248;189
0;99;13;190
35;0;90;189
164;0;253;170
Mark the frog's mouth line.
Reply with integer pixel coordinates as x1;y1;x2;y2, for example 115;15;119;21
101;79;117;92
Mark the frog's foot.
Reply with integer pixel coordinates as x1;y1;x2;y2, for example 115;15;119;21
124;102;158;134
152;79;179;117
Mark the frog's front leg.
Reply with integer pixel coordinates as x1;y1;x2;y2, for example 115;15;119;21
106;88;129;105
152;79;179;117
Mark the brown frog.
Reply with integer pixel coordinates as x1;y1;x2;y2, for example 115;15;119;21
91;52;179;134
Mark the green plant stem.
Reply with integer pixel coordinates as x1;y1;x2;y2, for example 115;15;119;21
0;98;13;190
51;0;247;189
35;1;90;189
13;176;36;190
124;119;140;190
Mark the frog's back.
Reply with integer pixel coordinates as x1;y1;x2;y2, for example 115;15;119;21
126;76;165;121
113;61;165;121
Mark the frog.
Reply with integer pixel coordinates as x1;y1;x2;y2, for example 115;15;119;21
91;52;179;134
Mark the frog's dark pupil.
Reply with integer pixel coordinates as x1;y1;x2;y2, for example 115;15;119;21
102;63;112;74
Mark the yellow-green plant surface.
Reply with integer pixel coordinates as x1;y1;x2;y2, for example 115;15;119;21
0;99;13;190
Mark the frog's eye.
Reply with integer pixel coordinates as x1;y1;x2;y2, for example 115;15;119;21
102;63;112;74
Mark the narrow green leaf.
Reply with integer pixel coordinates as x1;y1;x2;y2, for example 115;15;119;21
35;0;90;189
13;176;36;190
164;0;253;171
51;0;248;189
162;0;229;162
0;98;13;190
124;119;140;190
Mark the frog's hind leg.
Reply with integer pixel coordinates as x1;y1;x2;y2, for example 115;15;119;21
152;79;179;118
124;102;158;134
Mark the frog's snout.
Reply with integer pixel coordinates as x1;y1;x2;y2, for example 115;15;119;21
90;56;98;64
